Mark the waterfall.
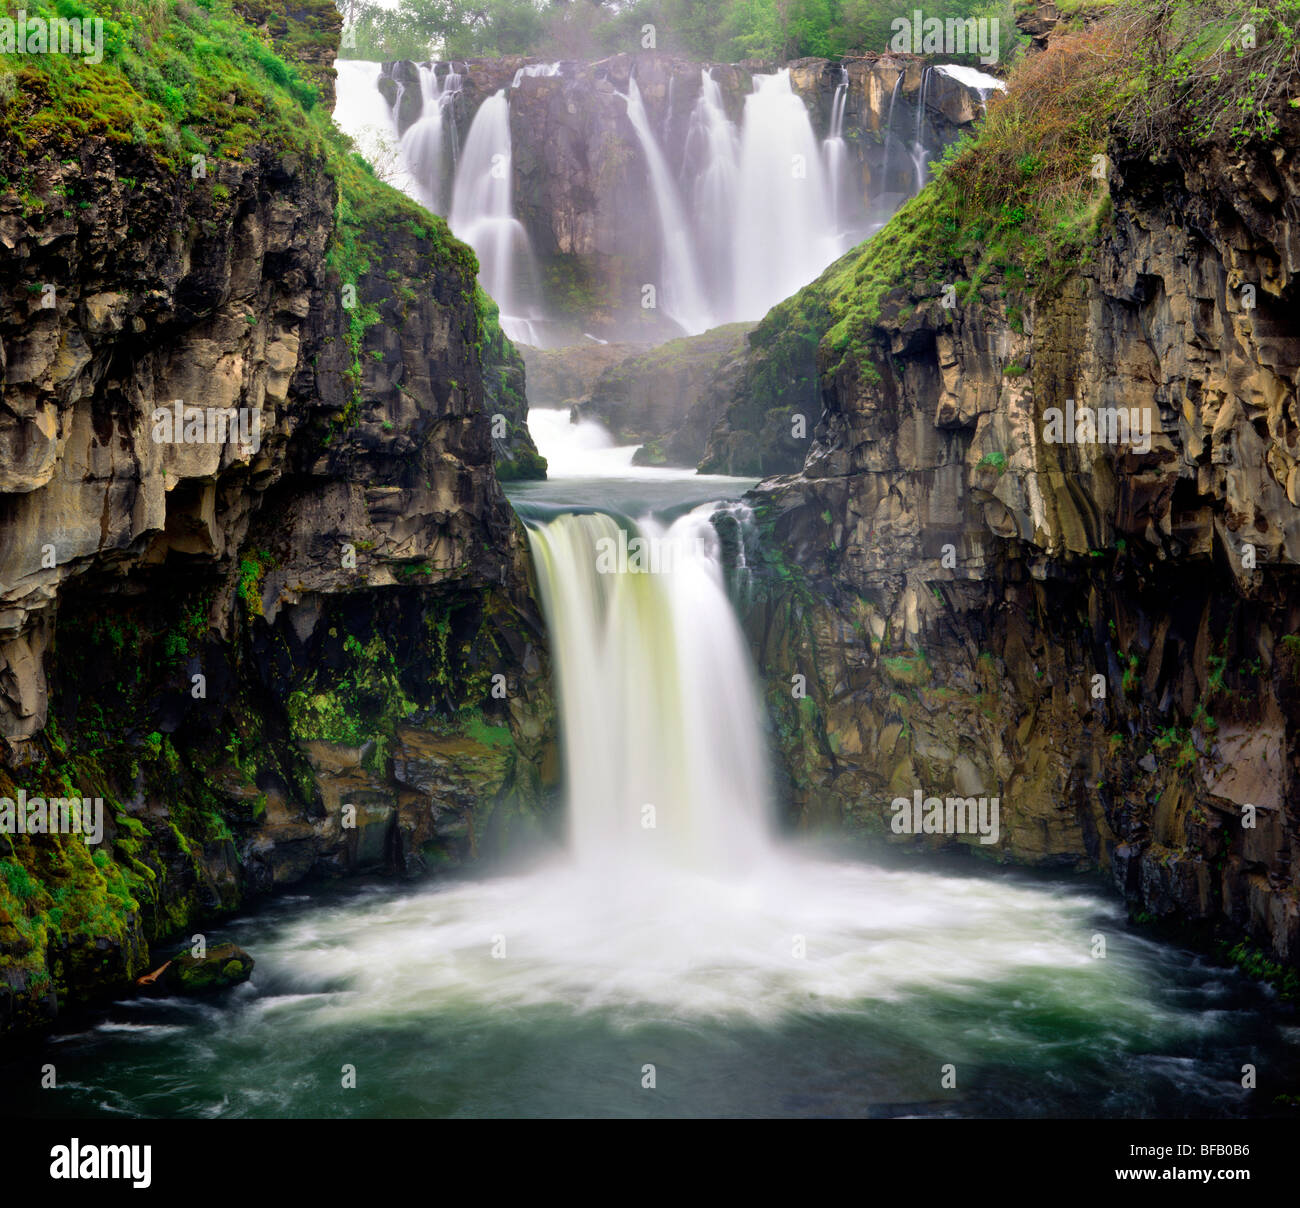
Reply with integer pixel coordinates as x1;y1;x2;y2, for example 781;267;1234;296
731;69;839;324
526;508;771;874
822;67;849;235
934;62;1006;104
399;62;462;215
911;66;933;194
881;72;906;197
338;56;987;345
682;67;740;322
448;89;543;344
512;61;561;86
620;78;714;336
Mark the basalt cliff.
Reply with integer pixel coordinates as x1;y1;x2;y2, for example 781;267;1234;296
734;37;1300;968
0;0;553;1035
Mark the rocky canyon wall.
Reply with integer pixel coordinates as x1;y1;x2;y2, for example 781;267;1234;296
0;4;554;1035
736;105;1300;965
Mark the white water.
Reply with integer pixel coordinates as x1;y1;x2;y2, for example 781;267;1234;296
334;59;988;344
513;61;561;87
448;89;544;344
197;415;1162;1032
332;59;419;198
621;78;714;335
682;68;740;321
732;70;842;323
822;67;850;236
399;62;462;214
528;508;772;875
912;66;933;193
435;412;1138;1022
935;63;1007;99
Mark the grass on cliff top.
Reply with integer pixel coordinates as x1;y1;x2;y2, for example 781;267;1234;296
0;0;473;276
0;0;326;163
746;18;1129;382
0;0;488;412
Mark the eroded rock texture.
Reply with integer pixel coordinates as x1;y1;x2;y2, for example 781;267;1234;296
741;115;1300;962
0;50;554;1033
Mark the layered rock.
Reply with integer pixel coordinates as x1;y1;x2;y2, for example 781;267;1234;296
519;340;646;408
0;12;555;1035
575;322;754;466
736;109;1300;963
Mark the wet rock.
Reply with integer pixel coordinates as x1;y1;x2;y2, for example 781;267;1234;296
156;943;255;996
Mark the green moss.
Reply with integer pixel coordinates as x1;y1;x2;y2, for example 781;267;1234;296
0;0;324;166
237;549;275;616
1220;940;1300;1002
882;650;932;687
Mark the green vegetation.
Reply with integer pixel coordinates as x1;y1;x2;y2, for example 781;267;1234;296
237;549;276;616
286;630;419;770
1220;940;1300;1001
0;0;324;165
345;0;1017;63
882;649;932;686
1124;0;1300;147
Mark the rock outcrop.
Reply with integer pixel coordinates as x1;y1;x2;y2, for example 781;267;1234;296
519;340;645;408
575;322;754;466
735;105;1300;964
0;4;555;1036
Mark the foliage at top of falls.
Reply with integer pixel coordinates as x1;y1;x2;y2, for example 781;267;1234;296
344;0;1018;65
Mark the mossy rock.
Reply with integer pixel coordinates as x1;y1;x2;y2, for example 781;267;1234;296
159;942;254;995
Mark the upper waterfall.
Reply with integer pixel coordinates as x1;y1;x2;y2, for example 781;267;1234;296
449;89;545;344
334;55;997;345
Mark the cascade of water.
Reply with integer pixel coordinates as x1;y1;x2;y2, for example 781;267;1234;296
343;54;990;345
620;77;714;336
448;89;543;344
822;66;850;237
911;66;933;193
512;61;562;87
934;62;1006;101
731;69;839;324
526;507;771;874
399;62;464;214
880;72;906;196
443;64;464;176
682;67;740;322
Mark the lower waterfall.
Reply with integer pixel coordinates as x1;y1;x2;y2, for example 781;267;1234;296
525;508;771;874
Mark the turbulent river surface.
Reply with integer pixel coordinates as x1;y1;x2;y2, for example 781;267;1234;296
5;411;1298;1119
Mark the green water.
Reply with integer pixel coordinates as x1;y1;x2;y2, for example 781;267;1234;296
3;855;1297;1119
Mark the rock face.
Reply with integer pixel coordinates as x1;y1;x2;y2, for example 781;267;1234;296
737;111;1300;963
575;322;754;466
478;293;547;480
379;53;994;341
0;14;555;1035
155;942;254;996
519;340;645;408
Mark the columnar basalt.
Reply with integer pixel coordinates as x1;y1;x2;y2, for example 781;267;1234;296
738;108;1300;964
0;3;555;1036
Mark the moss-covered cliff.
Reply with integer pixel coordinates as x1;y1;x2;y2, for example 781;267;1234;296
0;0;555;1036
725;2;1300;967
